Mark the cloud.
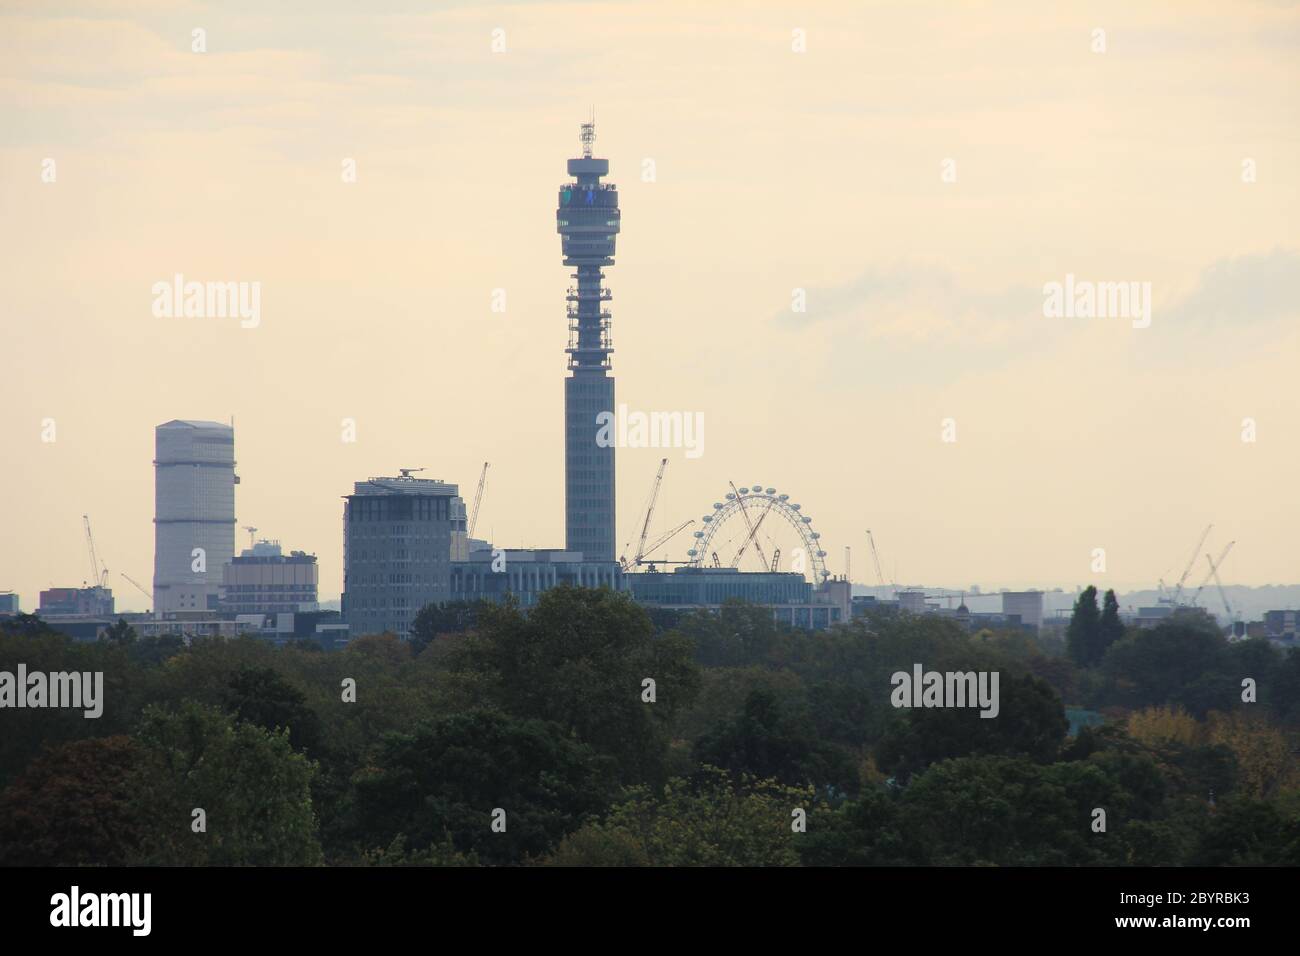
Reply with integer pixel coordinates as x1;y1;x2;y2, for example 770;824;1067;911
776;264;1045;348
1164;248;1300;328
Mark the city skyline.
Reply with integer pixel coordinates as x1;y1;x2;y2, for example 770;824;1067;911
3;0;1299;610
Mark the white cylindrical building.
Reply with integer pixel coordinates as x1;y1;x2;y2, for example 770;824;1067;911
153;420;236;614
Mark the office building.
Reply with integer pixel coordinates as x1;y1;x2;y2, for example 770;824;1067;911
342;473;466;638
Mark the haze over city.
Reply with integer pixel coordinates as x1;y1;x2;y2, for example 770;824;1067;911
2;0;1297;611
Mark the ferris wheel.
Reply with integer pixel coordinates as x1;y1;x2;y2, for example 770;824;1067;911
685;482;830;584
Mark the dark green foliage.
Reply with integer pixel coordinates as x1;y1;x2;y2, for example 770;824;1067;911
222;664;322;753
1067;585;1103;667
446;585;699;784
1191;795;1300;865
1102;618;1233;715
350;710;615;864
409;599;492;655
1098;589;1124;657
104;618;137;645
1;590;1296;867
877;673;1069;782
694;688;860;795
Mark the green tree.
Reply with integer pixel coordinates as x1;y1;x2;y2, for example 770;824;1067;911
104;618;137;645
545;766;810;866
796;785;907;866
877;673;1069;782
350;710;615;865
409;599;490;655
1066;585;1102;667
694;687;859;795
449;585;699;783
1102;619;1231;714
222;664;322;754
1192;795;1300;865
1098;589;1124;657
134;701;323;865
899;756;1124;865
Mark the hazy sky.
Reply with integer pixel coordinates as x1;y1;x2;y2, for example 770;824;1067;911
2;0;1297;611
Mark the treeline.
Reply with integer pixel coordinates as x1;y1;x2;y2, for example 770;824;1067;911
0;585;1297;866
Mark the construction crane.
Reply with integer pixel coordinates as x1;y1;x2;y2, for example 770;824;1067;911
731;496;776;567
1206;553;1235;623
728;481;771;569
637;519;695;570
83;514;108;588
1190;541;1235;606
1170;524;1213;606
866;529;893;594
120;572;152;602
398;467;425;478
468;462;489;538
622;459;671;571
242;525;258;550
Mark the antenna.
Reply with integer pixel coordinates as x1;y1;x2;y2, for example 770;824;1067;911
580;114;595;158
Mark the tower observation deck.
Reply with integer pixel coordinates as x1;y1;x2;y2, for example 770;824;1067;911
558;121;620;562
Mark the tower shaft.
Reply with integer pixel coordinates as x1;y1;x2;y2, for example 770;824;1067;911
557;125;620;562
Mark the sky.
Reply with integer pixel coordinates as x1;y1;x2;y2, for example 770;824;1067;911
1;0;1297;611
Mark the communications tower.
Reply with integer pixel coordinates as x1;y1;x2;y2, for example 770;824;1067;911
557;120;620;561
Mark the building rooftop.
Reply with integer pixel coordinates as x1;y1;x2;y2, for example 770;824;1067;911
351;476;460;496
157;419;231;430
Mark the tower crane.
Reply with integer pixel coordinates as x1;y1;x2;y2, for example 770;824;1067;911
637;519;694;569
242;526;258;550
1170;524;1213;606
626;460;676;572
120;572;153;603
468;462;489;538
1190;541;1235;606
1206;553;1235;624
83;514;108;588
866;529;894;595
728;481;771;569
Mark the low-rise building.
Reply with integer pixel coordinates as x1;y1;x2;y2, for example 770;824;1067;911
221;540;319;616
39;586;114;617
450;547;623;608
628;567;850;631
